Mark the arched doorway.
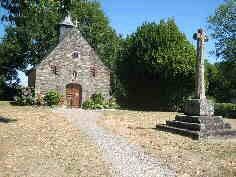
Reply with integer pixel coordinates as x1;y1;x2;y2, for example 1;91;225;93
66;83;82;108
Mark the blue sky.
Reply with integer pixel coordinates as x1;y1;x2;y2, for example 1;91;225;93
0;0;224;85
98;0;223;62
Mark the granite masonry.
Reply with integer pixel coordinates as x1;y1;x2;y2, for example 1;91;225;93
157;29;236;139
28;15;110;107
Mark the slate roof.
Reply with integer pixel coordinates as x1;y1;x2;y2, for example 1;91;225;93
59;14;75;27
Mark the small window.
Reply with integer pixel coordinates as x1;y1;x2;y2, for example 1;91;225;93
72;51;80;59
50;65;59;75
90;66;96;77
72;71;78;80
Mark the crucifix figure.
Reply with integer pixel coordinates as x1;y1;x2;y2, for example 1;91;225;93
193;29;208;100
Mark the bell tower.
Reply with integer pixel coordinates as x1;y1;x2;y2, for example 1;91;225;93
59;14;75;41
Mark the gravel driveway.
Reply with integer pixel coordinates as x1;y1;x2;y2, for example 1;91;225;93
55;108;175;177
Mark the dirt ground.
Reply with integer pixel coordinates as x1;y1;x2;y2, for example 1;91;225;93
98;110;236;177
0;102;111;177
1;101;235;177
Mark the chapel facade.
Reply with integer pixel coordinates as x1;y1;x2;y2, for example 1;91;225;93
28;15;110;107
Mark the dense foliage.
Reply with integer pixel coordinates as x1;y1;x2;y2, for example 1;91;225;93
208;0;236;62
118;20;196;110
215;103;236;118
205;61;234;102
208;0;236;102
82;93;119;110
43;90;61;106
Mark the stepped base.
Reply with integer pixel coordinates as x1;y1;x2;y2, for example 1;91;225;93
184;99;214;116
156;114;236;139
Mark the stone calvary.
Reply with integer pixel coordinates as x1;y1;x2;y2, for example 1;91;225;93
157;29;236;139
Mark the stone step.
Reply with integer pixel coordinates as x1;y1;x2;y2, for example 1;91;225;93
208;129;236;138
156;124;236;139
175;115;232;130
156;124;200;139
175;115;199;123
175;115;225;124
166;120;201;131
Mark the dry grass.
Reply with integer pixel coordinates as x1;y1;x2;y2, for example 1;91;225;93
0;103;111;177
98;110;236;177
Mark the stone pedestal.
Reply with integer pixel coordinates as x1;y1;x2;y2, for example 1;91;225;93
156;114;235;139
156;100;236;139
184;99;214;116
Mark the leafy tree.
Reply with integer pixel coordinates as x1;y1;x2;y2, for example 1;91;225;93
0;0;121;98
118;19;196;110
208;0;236;62
208;0;236;101
205;61;234;102
0;28;23;99
1;0;121;68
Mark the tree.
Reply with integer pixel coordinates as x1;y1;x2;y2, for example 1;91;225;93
1;0;121;68
118;19;196;110
0;0;121;97
208;0;236;62
205;61;234;102
208;0;236;102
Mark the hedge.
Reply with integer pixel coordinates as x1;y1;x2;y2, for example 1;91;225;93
214;103;236;118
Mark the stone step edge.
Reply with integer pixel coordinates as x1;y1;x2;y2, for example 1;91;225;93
175;115;225;124
205;129;236;137
166;120;201;131
156;124;200;139
156;124;236;139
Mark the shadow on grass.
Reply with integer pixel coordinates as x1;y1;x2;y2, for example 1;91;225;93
117;103;179;112
9;101;19;106
0;116;17;123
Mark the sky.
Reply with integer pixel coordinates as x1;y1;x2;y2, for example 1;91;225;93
98;0;223;62
0;0;224;86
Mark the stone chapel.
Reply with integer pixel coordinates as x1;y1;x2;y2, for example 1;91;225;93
28;15;110;107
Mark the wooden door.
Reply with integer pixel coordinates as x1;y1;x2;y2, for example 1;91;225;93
66;83;82;108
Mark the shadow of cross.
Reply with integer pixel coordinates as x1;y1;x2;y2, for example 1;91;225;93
0;116;17;123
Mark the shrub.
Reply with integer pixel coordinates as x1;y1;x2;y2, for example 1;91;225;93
107;97;120;109
82;93;119;110
14;87;35;106
43;90;61;106
91;93;105;105
35;93;45;105
215;103;236;118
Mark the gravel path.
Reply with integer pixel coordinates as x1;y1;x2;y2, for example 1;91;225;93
55;108;175;177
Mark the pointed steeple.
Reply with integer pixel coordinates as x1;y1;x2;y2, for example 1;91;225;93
59;14;76;41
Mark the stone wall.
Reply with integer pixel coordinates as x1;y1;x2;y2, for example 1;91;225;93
34;29;110;104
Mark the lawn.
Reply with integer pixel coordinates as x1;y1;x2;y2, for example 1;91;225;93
0;102;111;177
98;110;236;177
